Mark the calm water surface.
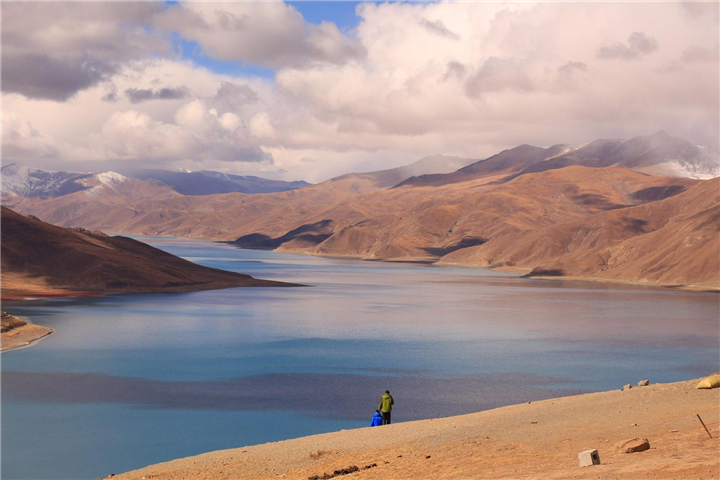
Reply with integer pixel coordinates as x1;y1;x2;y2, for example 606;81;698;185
2;237;718;479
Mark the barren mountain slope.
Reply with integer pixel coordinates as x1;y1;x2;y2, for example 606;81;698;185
299;167;696;260
2;170;391;239
259;167;693;259
506;132;719;182
396;144;572;188
333;154;477;189
0;207;289;298
440;177;720;288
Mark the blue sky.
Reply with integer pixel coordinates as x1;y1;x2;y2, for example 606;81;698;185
174;36;277;78
288;1;362;30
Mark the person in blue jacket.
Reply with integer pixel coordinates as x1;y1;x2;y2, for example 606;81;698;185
370;410;383;427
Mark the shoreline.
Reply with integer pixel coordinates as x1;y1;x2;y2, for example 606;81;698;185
0;280;302;302
50;232;716;292
108;377;719;480
230;240;720;292
1;322;53;352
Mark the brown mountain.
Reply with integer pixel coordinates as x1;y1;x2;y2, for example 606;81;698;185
504;132;719;182
286;166;701;262
396;144;573;188
0;207;291;298
399;132;718;188
439;176;720;288
332;154;477;189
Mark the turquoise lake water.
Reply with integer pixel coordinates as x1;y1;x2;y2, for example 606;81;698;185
2;237;718;479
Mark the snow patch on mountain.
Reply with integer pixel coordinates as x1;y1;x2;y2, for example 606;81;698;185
80;172;129;197
1;163;90;198
647;159;719;180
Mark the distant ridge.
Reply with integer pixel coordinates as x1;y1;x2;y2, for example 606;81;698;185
1;164;311;198
395;144;572;188
397;132;718;188
117;169;312;195
331;154;478;189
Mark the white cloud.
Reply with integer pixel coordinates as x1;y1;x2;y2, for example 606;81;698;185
2;113;62;159
156;2;365;68
1;2;167;100
93;99;272;164
2;1;718;182
597;32;659;60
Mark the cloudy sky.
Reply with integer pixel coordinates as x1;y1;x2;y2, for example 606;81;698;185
2;1;718;182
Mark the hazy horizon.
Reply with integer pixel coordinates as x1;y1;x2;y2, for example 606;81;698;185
2;129;713;184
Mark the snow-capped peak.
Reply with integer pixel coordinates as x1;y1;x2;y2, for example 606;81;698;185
95;171;127;185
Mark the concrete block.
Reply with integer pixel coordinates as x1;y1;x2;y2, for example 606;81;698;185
578;449;601;467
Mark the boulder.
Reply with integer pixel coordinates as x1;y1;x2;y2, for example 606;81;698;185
615;438;650;454
637;380;649;386
622;384;632;391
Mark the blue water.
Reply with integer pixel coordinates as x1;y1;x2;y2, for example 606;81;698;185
2;237;718;480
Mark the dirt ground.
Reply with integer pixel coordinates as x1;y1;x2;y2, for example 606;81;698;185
1;323;53;352
108;378;719;480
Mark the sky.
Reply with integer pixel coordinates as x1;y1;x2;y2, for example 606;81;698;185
2;1;719;183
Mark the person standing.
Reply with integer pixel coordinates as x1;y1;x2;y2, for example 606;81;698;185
378;390;394;425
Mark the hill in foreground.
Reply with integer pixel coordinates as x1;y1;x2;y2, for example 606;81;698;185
0;207;293;298
107;378;719;480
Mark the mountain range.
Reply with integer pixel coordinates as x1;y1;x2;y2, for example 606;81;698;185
0;164;311;198
2;132;718;289
0;154;479;200
399;131;718;187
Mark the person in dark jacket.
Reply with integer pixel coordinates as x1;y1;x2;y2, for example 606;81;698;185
378;390;394;425
370;410;383;427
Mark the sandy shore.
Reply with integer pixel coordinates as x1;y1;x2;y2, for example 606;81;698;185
108;378;718;480
1;322;53;352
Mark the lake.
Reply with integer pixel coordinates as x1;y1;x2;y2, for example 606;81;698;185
2;237;718;480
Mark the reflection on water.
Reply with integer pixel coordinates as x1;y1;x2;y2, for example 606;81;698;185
2;237;718;479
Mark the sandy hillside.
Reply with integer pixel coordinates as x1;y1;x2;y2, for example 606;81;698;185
108;378;719;480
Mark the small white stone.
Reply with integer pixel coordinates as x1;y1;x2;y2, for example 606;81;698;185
578;449;601;467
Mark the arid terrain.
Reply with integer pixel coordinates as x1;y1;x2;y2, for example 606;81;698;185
0;206;293;299
4;133;719;289
108;377;719;480
1;310;52;352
